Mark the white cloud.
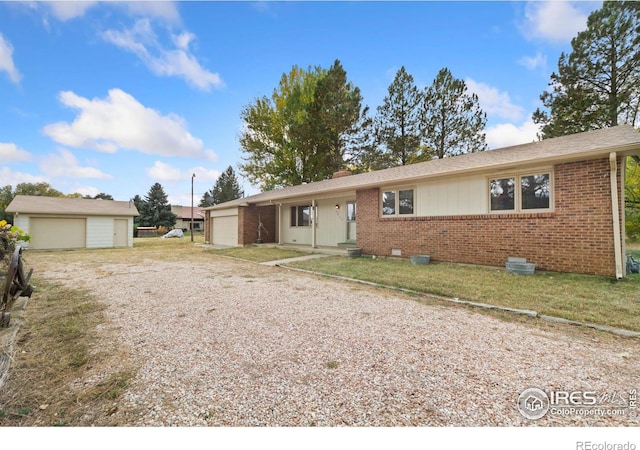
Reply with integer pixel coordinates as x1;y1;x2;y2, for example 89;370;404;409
521;1;599;43
0;143;32;163
123;2;181;23
486;119;541;149
465;78;525;122
0;166;47;185
42;88;217;160
192;166;222;183
40;148;112;179
146;161;184;182
518;51;547;71
146;161;221;183
0;33;22;84
102;19;223;91
46;1;98;21
69;183;100;198
34;1;179;23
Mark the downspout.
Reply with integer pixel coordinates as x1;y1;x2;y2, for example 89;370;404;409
311;199;317;249
610;152;624;279
278;204;283;245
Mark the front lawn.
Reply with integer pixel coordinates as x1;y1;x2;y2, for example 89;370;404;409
285;256;640;332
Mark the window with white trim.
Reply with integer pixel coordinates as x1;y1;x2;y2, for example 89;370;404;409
381;188;415;216
490;172;551;212
290;205;312;227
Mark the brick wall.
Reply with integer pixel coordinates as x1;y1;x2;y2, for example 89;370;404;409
238;204;276;245
356;157;623;276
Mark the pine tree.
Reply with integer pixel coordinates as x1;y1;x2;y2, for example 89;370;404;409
308;59;367;175
138;183;177;228
374;66;425;167
421;67;487;158
533;1;640;138
200;166;243;207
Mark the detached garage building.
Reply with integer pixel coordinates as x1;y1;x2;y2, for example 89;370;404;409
6;195;138;250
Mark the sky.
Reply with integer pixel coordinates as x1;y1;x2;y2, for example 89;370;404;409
0;0;603;206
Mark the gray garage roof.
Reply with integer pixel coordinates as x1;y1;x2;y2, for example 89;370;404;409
6;195;139;216
207;125;640;210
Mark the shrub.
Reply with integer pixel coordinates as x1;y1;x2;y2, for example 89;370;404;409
626;207;640;242
0;220;30;261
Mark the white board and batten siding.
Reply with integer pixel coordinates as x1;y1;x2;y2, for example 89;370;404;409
86;217;133;248
280;195;354;247
415;174;488;216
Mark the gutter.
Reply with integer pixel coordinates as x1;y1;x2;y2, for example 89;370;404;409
610;152;624;280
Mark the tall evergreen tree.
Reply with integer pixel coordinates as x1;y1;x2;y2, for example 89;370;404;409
421;68;487;159
200;166;243;207
533;1;640;138
374;66;425;167
93;193;114;200
132;194;145;226
138;183;177;228
308;60;367;175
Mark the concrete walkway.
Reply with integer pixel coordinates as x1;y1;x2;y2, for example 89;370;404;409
259;253;332;266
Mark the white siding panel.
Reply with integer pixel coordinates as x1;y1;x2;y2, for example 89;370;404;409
210;207;239;218
282;225;312;245
86;216;114;248
417;175;487;216
316;196;351;246
14;215;29;234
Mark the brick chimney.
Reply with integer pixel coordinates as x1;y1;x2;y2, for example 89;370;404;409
332;170;352;179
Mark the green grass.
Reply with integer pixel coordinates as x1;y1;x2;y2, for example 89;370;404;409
211;246;309;262
285;256;640;332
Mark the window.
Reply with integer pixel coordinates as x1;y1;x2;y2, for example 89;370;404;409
346;202;356;222
490;172;551;212
521;174;550;210
381;188;415;216
490;178;515;211
382;191;396;215
290;205;312;227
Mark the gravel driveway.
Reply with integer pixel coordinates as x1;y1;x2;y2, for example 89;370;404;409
35;253;639;426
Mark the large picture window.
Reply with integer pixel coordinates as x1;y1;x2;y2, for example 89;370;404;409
490;172;551;212
381;188;415;216
290;205;312;227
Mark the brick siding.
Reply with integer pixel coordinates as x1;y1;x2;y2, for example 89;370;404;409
356;157;624;276
238;204;276;245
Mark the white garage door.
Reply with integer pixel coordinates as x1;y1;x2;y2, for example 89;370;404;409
30;217;86;250
211;215;238;246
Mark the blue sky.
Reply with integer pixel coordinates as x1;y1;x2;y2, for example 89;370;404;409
0;1;602;205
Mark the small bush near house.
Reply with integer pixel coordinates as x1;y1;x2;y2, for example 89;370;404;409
626;207;640;242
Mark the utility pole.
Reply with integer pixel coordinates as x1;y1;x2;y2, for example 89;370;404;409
191;173;196;242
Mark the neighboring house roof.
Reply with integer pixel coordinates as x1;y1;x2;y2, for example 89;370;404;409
6;195;139;216
206;125;640;210
171;205;205;220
